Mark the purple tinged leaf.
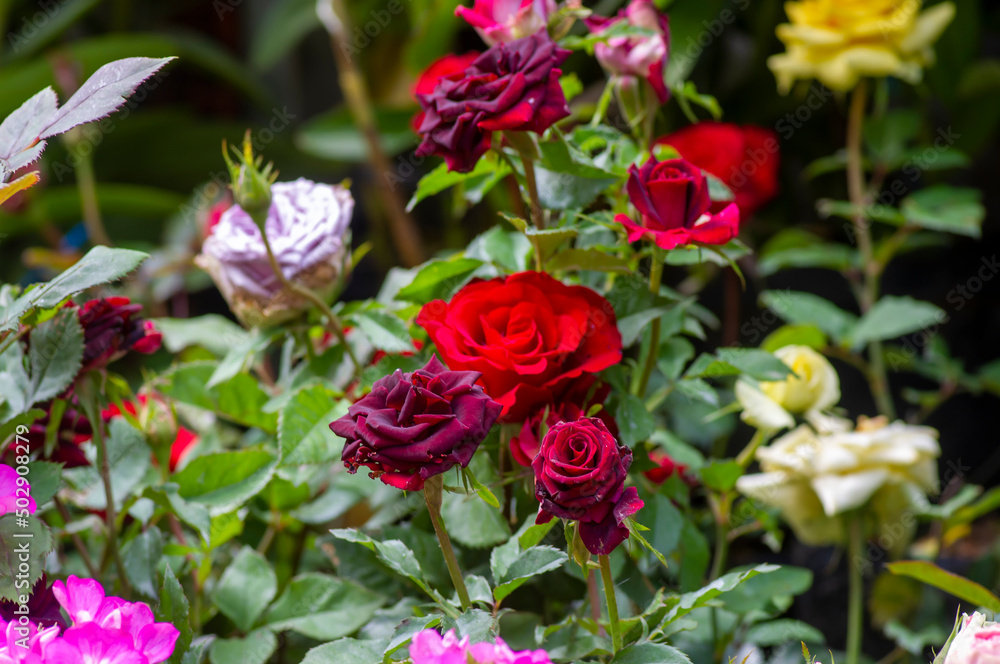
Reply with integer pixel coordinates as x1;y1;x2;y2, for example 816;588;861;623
0;88;58;161
39;56;174;139
7;141;47;173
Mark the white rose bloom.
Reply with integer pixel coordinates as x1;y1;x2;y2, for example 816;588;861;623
735;416;940;546
942;612;1000;664
735;345;840;430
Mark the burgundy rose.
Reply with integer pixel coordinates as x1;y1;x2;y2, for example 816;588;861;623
586;0;671;103
415;32;571;173
78;297;161;373
26;400;92;468
510;386;618;467
615;157;741;250
331;356;502;491
416;272;623;423
411;52;480;131
533;418;644;555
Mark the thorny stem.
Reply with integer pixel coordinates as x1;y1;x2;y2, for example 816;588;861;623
846;80;895;420
599;554;622;653
424;476;472;611
635;254;664;396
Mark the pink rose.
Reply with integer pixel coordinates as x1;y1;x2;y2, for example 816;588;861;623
943;613;1000;664
455;0;557;45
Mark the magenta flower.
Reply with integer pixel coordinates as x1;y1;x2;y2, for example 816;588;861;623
455;0;556;45
0;464;35;515
586;0;671;103
410;629;553;664
0;618;59;663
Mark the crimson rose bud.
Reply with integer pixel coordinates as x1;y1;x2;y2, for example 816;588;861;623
78;297;161;373
655;122;780;217
331;356;502;491
616;157;741;251
533;418;644;555
416;272;623;423
415;32;571;172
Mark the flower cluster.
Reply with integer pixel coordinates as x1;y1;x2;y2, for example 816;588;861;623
197;178;354;326
410;629;552;664
0;576;179;664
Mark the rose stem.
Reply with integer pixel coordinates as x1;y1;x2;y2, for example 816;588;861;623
599;554;622;653
53;497;99;578
79;386;132;599
845;79;895;419
846;515;865;664
424;475;472;611
256;220;362;377
587;568;604;631
635;252;665;396
318;0;425;268
66;127;112;247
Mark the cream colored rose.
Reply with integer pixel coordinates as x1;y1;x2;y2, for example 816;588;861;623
735;345;840;430
943;613;1000;664
768;0;956;93
735;416;940;545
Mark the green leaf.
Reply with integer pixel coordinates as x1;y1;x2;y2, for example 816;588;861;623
407;157;511;211
0;514;53;601
761;325;828;352
208;330;276;388
250;0;321;70
662;564;778;626
758;244;860;276
700;461;743;492
611;643;692;664
301;638;387;664
24;309;83;407
384;615;442;659
492;545;568;604
123;527;164;598
900;185;985;238
209;629;276;664
157;566;193;664
212;547;278;632
760;290;859;343
173;448;279;515
615;394;655;447
353;309;415;354
296;106;417;162
67;418;150;510
152;316;249;358
848;296;944;349
278;385;348;467
545;249;631;273
745;619;825;646
25;461;62;506
395;258;483;304
466;227;532;273
617;306;673;348
264;573;385;640
159;362;278;432
443;608;498;643
1;246;148;333
887;560;1000;612
699;348;794;382
143;485;212;545
329;530;437;599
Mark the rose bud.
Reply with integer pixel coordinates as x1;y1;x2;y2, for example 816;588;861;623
942;612;1000;664
417;271;623;423
455;0;557;45
735;345;840;431
586;0;671;103
77;297;161;373
615;157;741;250
533;418;644;555
411;52;480;131
415;32;571;173
331;355;502;491
197;178;353;327
655;122;780;217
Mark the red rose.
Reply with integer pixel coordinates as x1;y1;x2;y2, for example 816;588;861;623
510;385;617;467
643;450;693;485
77;297;161;373
615;157;741;250
415;32;571;172
416;272;623;423
411;52;480;131
532;418;644;555
655;122;780;217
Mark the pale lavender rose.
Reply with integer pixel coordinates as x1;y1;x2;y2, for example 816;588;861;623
197;178;353;326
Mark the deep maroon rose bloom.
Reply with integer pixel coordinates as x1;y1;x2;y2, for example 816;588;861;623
655;122;780;217
615;157;741;250
0;575;67;630
331;356;502;491
27;400;92;468
78;297;161;373
416;272;623;423
415;32;571;172
586;0;671;103
411;52;480;131
533;418;644;555
510;385;617;467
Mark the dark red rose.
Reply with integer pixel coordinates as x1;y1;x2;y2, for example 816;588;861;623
615;157;741;251
655;122;780;217
77;297;161;373
411;52;480;131
331;356;502;491
532;418;644;555
586;0;671;103
415;32;571;172
643;449;693;485
416;272;623;423
510;385;617;467
26;400;92;468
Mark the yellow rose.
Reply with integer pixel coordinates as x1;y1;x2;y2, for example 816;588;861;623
735;345;840;430
768;0;956;93
735;416;940;546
